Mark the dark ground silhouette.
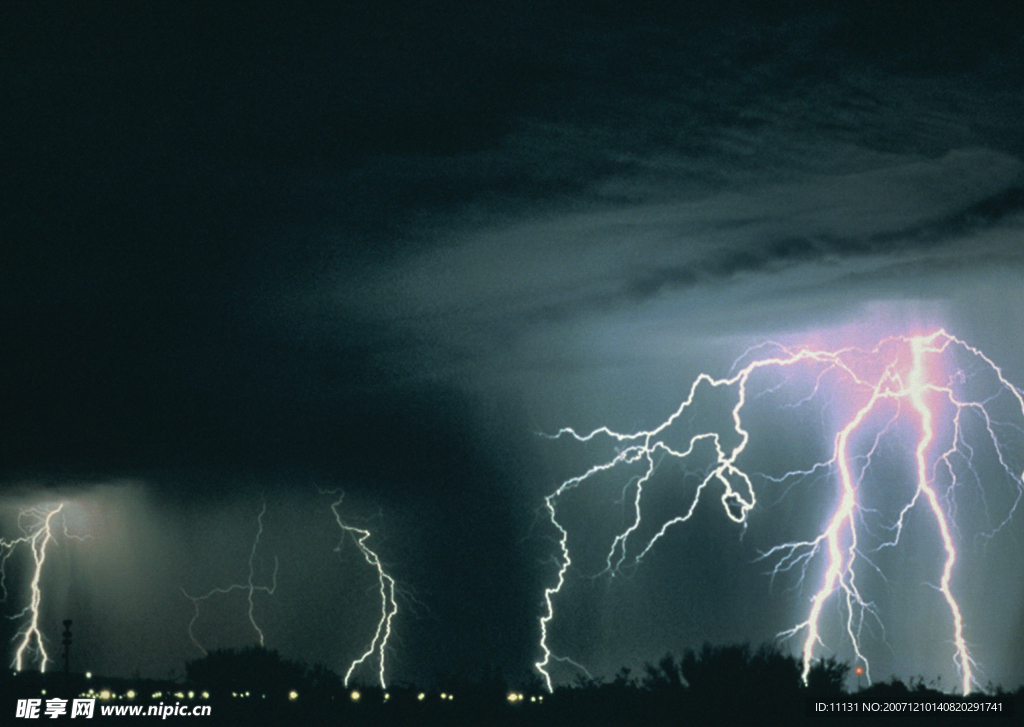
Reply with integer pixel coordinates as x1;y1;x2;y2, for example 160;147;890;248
1;643;1018;725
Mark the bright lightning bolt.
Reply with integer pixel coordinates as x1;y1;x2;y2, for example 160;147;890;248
536;330;1024;695
1;503;68;672
325;492;397;689
181;500;278;655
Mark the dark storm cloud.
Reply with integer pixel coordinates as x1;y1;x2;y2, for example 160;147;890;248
301;6;1024;384
331;147;1024;386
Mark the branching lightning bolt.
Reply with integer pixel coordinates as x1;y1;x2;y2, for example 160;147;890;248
536;330;1024;694
1;503;70;672
325;492;397;689
181;501;278;655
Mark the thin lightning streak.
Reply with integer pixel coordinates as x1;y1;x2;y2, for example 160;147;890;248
181;501;278;655
326;492;397;689
1;504;66;672
537;330;1024;694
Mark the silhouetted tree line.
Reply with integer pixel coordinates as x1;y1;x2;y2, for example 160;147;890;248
1;643;1019;725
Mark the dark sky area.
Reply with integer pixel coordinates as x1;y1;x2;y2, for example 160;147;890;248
2;0;1023;691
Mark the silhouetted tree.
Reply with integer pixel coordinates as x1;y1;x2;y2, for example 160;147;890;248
645;652;684;691
804;655;848;697
612;666;634;688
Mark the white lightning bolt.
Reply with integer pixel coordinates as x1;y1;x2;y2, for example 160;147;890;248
325;492;397;689
2;503;67;672
536;330;1024;694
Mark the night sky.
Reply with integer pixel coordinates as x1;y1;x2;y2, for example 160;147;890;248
2;1;1024;691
